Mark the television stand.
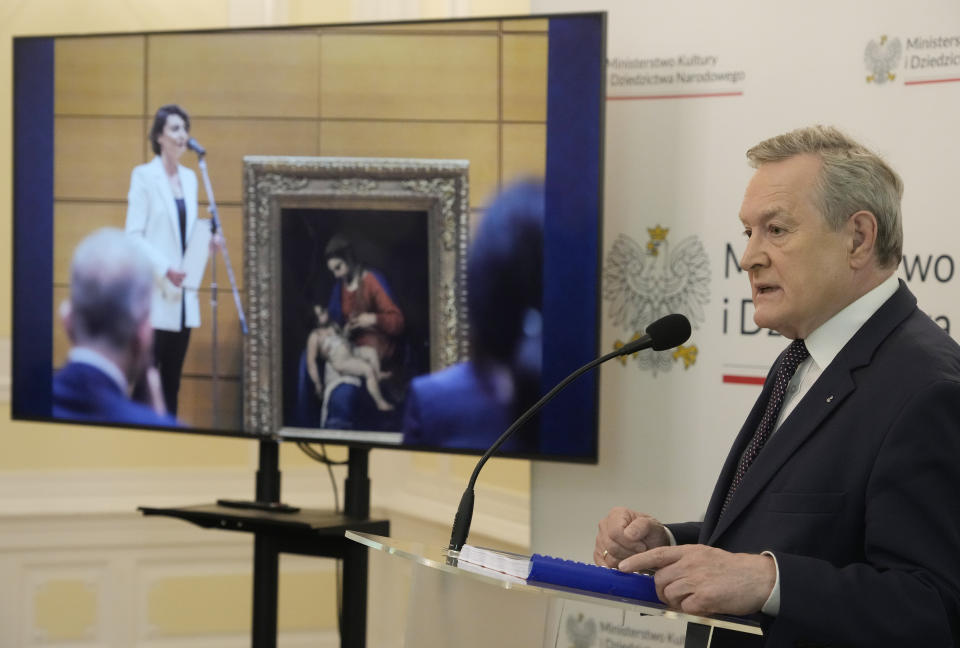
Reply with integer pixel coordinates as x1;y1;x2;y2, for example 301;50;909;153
215;498;301;513
139;440;389;648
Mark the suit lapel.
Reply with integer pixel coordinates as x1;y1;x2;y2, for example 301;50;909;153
181;164;198;244
698;364;778;542
150;157;183;252
704;281;918;545
706;369;857;543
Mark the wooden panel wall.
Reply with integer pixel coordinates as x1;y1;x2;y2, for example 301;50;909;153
52;19;548;431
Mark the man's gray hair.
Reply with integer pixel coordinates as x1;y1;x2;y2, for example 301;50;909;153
69;228;154;351
746;125;903;268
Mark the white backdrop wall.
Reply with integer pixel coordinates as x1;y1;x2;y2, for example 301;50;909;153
530;0;960;560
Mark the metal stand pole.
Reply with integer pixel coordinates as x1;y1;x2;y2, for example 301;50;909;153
193;153;248;428
252;440;281;648
342;447;371;647
210;243;219;423
344;448;371;519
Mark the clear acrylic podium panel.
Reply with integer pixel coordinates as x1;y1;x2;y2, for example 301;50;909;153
348;531;762;648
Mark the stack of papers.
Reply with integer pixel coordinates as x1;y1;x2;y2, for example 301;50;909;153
455;544;533;579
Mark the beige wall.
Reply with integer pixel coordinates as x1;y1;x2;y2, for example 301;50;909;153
1;0;533;645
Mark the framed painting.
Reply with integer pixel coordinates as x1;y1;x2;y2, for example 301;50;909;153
243;156;469;443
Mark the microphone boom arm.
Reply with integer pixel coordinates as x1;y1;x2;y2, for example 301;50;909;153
449;342;645;551
447;313;690;552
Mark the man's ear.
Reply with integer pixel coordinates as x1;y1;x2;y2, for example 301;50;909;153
59;300;76;343
129;316;155;383
848;210;879;269
135;316;154;358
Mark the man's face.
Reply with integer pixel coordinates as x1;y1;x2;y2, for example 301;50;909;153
738;153;853;340
314;305;329;325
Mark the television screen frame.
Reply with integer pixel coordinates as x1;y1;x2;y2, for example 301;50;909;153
12;11;606;462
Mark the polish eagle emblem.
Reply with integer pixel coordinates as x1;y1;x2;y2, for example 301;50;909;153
565;612;597;648
864;35;902;84
603;226;710;374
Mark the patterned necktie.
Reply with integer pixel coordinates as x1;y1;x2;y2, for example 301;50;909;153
721;339;810;515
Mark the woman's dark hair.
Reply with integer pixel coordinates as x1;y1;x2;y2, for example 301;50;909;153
149;104;190;156
467;179;544;363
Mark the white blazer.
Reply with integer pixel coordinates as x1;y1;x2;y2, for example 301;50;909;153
125;156;201;331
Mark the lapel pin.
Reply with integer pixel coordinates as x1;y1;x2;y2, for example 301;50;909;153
826;395;834;403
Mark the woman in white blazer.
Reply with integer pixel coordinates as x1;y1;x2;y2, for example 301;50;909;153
125;104;199;416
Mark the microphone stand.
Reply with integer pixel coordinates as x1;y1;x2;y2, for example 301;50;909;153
448;345;631;555
195;152;248;428
447;313;691;554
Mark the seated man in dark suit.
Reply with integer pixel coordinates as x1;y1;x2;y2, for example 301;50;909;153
594;126;960;646
54;228;178;427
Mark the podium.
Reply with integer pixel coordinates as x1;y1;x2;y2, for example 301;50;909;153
349;531;762;648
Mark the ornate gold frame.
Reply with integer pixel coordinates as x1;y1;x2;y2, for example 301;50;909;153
242;156;470;436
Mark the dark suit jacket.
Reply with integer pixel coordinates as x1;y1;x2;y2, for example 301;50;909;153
401;362;533;453
53;361;179;428
668;281;960;647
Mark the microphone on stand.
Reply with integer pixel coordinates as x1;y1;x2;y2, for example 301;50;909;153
447;313;692;553
187;137;206;156
186;137;215;234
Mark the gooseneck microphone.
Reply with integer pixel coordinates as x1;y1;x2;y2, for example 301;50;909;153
448;313;692;552
187;137;206;156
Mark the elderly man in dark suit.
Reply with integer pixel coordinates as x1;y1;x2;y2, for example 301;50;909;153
54;228;178;428
595;126;960;646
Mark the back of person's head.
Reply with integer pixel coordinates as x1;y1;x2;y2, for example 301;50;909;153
69;228;154;353
149;104;190;156
747;125;903;268
468;180;544;363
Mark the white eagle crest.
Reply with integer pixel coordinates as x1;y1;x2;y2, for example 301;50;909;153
865;35;902;84
565;612;597;648
603;227;710;373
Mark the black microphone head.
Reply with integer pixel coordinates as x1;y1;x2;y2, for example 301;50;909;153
187;137;206;155
646;313;691;351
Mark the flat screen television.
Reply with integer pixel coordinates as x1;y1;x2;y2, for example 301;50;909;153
12;12;605;462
